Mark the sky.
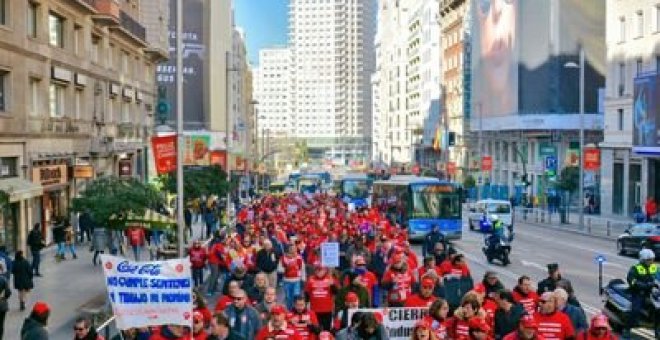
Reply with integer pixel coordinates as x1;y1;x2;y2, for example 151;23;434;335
233;0;289;66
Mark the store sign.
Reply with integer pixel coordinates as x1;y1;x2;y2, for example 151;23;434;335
481;156;493;171
32;164;68;187
209;150;226;170
584;148;601;171
119;160;132;177
73;165;94;179
539;143;557;157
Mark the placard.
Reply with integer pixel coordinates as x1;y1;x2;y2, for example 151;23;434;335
321;242;340;268
151;135;177;175
100;255;193;330
348;307;429;339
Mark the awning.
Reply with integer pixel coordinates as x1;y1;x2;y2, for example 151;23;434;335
0;177;43;202
112;209;177;230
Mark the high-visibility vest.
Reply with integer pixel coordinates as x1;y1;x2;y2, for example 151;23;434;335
635;263;658;275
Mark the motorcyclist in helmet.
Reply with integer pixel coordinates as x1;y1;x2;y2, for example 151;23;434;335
624;248;659;338
486;214;505;255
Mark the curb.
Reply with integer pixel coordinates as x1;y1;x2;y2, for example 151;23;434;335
517;219;618;242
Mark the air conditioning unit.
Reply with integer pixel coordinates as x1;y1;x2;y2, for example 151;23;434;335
0;165;9;177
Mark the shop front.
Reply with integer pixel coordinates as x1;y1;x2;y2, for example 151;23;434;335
32;163;70;242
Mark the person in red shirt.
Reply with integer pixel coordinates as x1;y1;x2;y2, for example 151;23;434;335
534;292;575;340
450;294;486;340
503;315;546;340
405;277;438;308
188;240;208;288
512;275;539;317
382;253;416;307
255;304;303;340
148;325;190;340
424;298;451;339
289;295;321;340
192;291;212;327
472;284;497;329
348;256;379;306
279;244;306;310
214;281;240;313
577;314;616;340
126;226;145;261
417;256;443;283
469;317;493;340
192;311;208;340
206;233;226;296
333;292;360;331
440;254;471;279
304;261;338;331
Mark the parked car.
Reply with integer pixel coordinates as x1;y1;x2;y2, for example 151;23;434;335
616;223;660;258
467;199;513;231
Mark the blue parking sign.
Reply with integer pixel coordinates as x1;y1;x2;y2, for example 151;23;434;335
545;156;557;171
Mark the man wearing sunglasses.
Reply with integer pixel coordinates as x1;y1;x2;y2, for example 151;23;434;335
534;292;575;340
222;289;262;340
73;316;103;340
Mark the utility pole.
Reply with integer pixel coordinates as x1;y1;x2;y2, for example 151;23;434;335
175;0;184;257
225;51;232;227
477;102;483;200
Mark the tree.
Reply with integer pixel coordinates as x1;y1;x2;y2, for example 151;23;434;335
71;176;163;228
463;175;476;189
555;166;579;193
160;165;230;199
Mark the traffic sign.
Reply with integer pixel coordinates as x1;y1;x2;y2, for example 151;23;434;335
594;254;607;264
544;156;557;171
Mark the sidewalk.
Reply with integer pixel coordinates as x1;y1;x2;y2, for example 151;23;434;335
513;207;635;239
7;219;210;339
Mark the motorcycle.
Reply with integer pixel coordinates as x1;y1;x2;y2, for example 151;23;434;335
482;233;512;266
602;278;660;334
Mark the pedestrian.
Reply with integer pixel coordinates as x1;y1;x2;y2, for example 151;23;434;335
288;295;321;339
624;248;657;339
27;223;44;276
207;313;232;340
336;271;370;310
645;196;657;222
12;250;33;311
254;287;278;321
405;277;438;308
255;239;279;288
65;221;78;260
333;292;361;332
0;272;11;339
20;301;50;340
192;290;212;327
126;226;146;261
534;292;575;340
191;311;209;340
204;199;218;239
468;318;491;340
354;312;388;340
278;244;305;310
410;319;438;340
247;272;269;303
73;316;105;340
423;225;444;258
512;276;539;317
449;293;487;339
52;217;67;261
0;246;12;281
423;299;450;339
255;304;302;340
537;263;563;294
493;290;525;340
92;227;109;266
304;261;338;331
335;311;362;340
577;314;616;340
189;240;208;288
222;289;262;340
78;211;93;244
381;253;416;307
502;315;543;340
554;288;588;334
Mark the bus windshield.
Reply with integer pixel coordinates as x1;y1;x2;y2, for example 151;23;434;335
410;184;460;219
342;180;370;199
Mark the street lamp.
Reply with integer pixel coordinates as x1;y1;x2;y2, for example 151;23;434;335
175;0;184;256
564;46;585;229
225;51;240;227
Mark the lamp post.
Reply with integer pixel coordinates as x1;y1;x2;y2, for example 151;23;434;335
564;46;585;229
175;0;184;257
225;51;240;227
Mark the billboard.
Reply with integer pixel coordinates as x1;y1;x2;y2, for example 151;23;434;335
633;73;660;149
471;0;519;119
156;0;206;129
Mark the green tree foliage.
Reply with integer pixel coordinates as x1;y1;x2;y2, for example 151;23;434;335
71;176;163;227
160;165;230;199
463;174;477;189
555;166;579;193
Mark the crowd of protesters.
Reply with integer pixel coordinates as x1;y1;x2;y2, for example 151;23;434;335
59;192;620;340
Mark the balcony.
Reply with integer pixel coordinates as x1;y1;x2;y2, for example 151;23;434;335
119;10;146;42
73;0;98;13
91;0;120;26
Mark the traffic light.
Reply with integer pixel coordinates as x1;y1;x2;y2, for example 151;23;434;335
521;174;531;187
448;132;456;146
156;86;170;124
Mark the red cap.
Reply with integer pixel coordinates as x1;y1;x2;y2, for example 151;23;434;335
421;277;435;288
415;319;432;330
473;283;486;294
32;301;50;316
319;331;335;340
520;314;537;329
591;314;610;329
313;260;323;268
469;318;490;332
270;304;287;315
345;292;359;303
193;311;204;322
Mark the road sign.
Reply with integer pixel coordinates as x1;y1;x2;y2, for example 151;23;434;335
594;254;606;264
545;156;557;171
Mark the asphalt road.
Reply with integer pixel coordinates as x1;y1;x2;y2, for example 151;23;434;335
437;218;656;339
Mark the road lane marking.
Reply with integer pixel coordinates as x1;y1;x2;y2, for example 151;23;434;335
520;260;547;271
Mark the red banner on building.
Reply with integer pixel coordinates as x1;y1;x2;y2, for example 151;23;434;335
584;148;600;171
481;156;493;171
151;135;177;175
447;162;457;175
210;151;227;170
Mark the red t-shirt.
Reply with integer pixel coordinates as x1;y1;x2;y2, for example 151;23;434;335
404;294;437;308
503;331;546;340
189;247;208;269
423;315;450;340
288;310;319;340
535;311;576;340
512;290;539;316
213;295;233;313
126;228;145;247
281;255;304;280
194;306;212;327
382;269;416;304
439;261;471;278
255;323;303;340
304;275;337;313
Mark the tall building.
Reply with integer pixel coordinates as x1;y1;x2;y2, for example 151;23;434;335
372;0;440;168
289;0;377;164
468;0;605;202
0;0;166;252
254;48;293;137
600;0;660;217
439;0;471;180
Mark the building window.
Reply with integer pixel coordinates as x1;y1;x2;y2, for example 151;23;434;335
0;71;7;112
636;58;643;75
0;157;17;178
91;35;100;63
656;55;660;73
49;83;65;117
74;24;83;55
617;108;624;131
122;51;129;74
108;44;115;69
48;12;64;47
619;17;626;42
121;101;129;122
29;78;39;116
0;0;6;26
619;62;626;96
27;2;38;38
656;5;660;32
74;89;82;120
637;11;644;38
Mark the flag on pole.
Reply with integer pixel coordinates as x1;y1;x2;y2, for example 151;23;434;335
433;125;443;151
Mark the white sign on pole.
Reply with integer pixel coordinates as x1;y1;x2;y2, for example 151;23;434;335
348;307;429;339
100;255;193;330
320;242;340;268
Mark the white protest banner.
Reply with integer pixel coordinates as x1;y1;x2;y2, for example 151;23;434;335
348;307;429;339
287;204;298;214
320;242;340;268
100;255;193;330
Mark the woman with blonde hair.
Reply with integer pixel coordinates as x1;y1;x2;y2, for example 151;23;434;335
449;292;488;340
410;319;439;340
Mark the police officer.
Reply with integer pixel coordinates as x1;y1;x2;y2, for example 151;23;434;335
423;225;444;258
486;215;504;255
624;248;658;338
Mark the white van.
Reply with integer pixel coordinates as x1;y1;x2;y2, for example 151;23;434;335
467;199;513;231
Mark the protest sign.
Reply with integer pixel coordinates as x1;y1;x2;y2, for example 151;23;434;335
287;204;298;214
321;242;340;268
100;255;193;330
348;307;429;339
